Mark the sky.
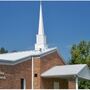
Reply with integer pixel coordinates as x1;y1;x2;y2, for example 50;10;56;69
0;1;90;62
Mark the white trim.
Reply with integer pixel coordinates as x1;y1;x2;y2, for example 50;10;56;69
32;57;34;89
24;79;26;89
0;76;6;79
76;76;78;90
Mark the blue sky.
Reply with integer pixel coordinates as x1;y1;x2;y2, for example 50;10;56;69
0;1;90;62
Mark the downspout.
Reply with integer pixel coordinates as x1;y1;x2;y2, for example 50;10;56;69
76;76;78;90
32;56;34;89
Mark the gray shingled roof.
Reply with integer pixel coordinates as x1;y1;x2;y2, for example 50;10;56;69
0;47;57;65
41;64;90;80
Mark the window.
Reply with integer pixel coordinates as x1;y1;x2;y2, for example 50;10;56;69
21;78;26;89
34;74;38;77
53;81;60;89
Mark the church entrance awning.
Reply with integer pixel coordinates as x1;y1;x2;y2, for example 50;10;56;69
41;64;90;89
41;64;90;80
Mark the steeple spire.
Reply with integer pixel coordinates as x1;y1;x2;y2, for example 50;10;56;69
35;2;48;51
38;2;44;35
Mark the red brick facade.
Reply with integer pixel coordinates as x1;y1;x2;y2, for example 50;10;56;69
0;51;75;89
34;51;75;89
0;60;32;89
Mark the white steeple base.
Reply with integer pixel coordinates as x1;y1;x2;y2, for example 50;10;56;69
35;34;48;51
35;44;48;51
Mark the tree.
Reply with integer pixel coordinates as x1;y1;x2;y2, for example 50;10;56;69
69;40;90;89
0;47;8;54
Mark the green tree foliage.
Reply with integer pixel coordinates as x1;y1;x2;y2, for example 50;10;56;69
0;47;8;54
69;40;90;89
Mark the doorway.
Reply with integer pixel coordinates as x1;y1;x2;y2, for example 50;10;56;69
21;78;26;89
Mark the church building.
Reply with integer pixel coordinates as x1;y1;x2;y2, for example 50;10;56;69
0;2;90;89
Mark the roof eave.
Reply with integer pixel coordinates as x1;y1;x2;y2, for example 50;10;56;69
0;47;57;65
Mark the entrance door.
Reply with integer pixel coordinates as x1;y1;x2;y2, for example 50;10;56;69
53;81;60;89
21;78;26;89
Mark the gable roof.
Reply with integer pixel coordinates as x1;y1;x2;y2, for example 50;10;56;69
0;47;57;65
41;64;90;80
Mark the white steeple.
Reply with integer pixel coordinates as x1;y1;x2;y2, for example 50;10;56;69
35;2;48;51
38;2;44;35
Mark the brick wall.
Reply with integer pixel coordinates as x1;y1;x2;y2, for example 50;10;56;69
68;79;76;89
0;65;14;89
33;57;41;89
0;50;76;89
33;51;76;89
33;51;68;89
41;78;68;89
0;60;32;89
